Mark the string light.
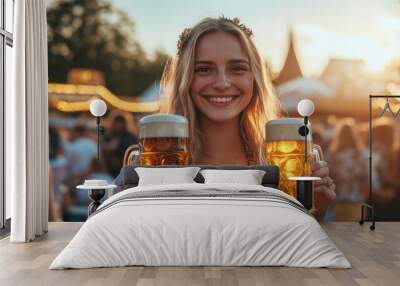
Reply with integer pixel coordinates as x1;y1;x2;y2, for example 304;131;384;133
379;96;400;118
48;83;160;113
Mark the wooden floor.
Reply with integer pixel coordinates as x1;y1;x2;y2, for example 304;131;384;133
0;222;399;286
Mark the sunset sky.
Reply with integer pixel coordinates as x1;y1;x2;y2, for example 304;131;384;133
112;0;400;76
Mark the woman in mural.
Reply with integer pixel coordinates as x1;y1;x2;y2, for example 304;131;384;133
161;16;335;221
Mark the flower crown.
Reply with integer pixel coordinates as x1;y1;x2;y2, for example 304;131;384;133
177;16;253;55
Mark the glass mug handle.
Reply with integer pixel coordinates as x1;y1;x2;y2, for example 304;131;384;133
312;144;324;163
124;144;140;166
310;144;324;213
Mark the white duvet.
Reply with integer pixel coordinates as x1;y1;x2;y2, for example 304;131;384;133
50;183;351;269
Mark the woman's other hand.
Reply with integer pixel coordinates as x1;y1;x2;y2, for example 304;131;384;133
311;160;336;222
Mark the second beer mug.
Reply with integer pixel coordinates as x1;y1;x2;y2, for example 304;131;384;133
132;114;190;166
265;118;322;198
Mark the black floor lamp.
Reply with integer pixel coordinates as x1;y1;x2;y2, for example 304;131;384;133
359;95;400;231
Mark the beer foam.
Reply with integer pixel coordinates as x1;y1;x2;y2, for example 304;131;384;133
140;114;188;138
140;114;188;124
265;118;312;142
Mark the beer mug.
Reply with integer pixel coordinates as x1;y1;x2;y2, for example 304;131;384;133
265;118;323;198
131;114;190;166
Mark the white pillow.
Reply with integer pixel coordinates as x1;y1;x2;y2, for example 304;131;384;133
136;167;201;186
200;169;266;185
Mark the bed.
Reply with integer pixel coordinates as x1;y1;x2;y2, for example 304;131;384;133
50;165;350;269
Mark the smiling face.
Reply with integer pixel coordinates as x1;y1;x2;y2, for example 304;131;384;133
190;31;254;123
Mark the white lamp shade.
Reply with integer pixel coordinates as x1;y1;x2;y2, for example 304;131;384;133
297;99;315;117
90;99;107;117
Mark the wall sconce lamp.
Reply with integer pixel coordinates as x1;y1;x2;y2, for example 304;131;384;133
297;99;315;164
89;99;107;161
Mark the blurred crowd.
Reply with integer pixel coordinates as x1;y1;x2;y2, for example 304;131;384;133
49;111;138;221
49;112;400;222
314;116;400;221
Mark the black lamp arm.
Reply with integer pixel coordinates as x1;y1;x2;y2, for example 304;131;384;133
304;116;308;163
297;116;309;165
96;117;101;161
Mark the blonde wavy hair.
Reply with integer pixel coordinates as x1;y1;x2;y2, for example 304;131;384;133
161;17;280;164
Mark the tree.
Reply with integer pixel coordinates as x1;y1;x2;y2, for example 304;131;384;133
47;0;169;96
